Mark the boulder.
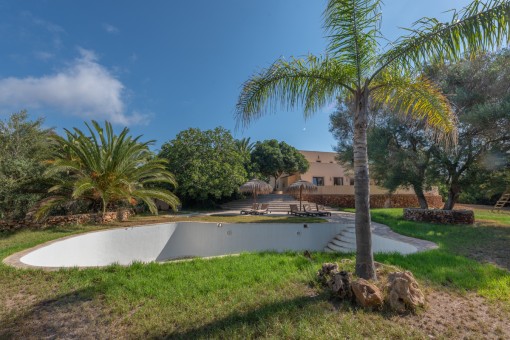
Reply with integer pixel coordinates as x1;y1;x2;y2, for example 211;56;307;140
351;278;384;308
328;270;352;299
317;263;339;286
387;271;425;313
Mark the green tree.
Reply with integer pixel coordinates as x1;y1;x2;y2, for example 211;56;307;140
159;127;248;205
236;137;258;179
251;139;309;189
426;51;510;209
331;107;437;209
37;121;179;219
236;0;510;279
0;111;52;221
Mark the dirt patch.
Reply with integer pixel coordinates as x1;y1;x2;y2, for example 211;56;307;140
390;290;510;339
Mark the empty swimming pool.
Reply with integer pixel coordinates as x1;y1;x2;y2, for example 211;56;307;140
7;222;419;268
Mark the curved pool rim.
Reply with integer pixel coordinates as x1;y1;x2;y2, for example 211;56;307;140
3;221;436;270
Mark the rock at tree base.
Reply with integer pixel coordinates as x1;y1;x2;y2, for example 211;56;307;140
328;271;352;299
351;278;384;308
387;271;425;313
317;263;339;286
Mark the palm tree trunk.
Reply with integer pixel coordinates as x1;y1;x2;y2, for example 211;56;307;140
353;91;376;280
101;197;108;223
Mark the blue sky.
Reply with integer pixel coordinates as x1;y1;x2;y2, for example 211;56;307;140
0;0;472;151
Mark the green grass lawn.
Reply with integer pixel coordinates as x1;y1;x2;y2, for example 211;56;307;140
0;210;509;338
368;209;510;304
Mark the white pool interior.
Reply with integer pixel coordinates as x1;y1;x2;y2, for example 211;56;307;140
19;222;418;268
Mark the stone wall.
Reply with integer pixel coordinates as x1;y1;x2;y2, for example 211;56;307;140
403;208;474;225
0;210;133;232
302;194;444;209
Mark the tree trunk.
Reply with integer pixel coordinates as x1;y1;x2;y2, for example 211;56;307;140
413;185;429;209
101;197;108;223
353;90;376;280
443;182;461;210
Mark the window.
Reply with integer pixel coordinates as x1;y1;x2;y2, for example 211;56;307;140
333;177;343;186
349;178;355;185
312;177;325;186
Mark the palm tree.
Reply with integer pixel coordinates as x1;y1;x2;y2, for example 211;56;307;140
236;137;255;155
236;0;510;279
36;121;180;220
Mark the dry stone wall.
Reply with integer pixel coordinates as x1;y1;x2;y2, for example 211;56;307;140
403;208;474;224
0;210;132;232
302;194;443;209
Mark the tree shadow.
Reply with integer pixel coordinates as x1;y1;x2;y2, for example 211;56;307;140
0;286;112;339
447;225;510;271
158;294;330;339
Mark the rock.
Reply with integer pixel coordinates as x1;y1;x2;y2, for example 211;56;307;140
351;278;384;308
317;263;339;286
387;271;425;313
328;271;352;299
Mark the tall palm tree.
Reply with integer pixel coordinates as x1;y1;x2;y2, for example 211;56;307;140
236;0;510;279
36;121;180;220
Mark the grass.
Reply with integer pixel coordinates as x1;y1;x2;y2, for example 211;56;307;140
366;209;510;304
0;209;509;338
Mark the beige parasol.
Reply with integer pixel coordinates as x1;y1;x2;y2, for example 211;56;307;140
239;179;273;203
285;180;317;211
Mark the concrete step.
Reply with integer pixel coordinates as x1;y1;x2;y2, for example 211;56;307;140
330;238;356;249
324;244;354;253
334;234;356;242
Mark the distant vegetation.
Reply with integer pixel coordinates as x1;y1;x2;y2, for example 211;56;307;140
159;127;248;208
331;50;510;210
0;111;52;221
250;139;309;190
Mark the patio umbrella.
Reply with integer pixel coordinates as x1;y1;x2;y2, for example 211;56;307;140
239;179;273;203
285;180;317;211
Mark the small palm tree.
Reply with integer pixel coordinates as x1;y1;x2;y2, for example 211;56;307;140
236;137;255;154
36;121;180;219
236;0;510;279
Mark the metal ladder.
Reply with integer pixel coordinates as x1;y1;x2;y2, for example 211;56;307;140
493;191;510;212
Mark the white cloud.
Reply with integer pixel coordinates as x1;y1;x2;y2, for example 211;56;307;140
0;48;146;125
103;23;119;34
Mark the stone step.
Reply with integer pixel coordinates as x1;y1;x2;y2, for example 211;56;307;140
221;194;334;212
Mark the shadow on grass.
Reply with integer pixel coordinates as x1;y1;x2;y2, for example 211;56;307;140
161;294;328;339
0;287;112;339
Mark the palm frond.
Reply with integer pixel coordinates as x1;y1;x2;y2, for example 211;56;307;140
34;196;68;221
324;0;381;82
131;188;180;213
235;55;356;129
40;121;181;216
375;0;510;77
371;68;457;143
